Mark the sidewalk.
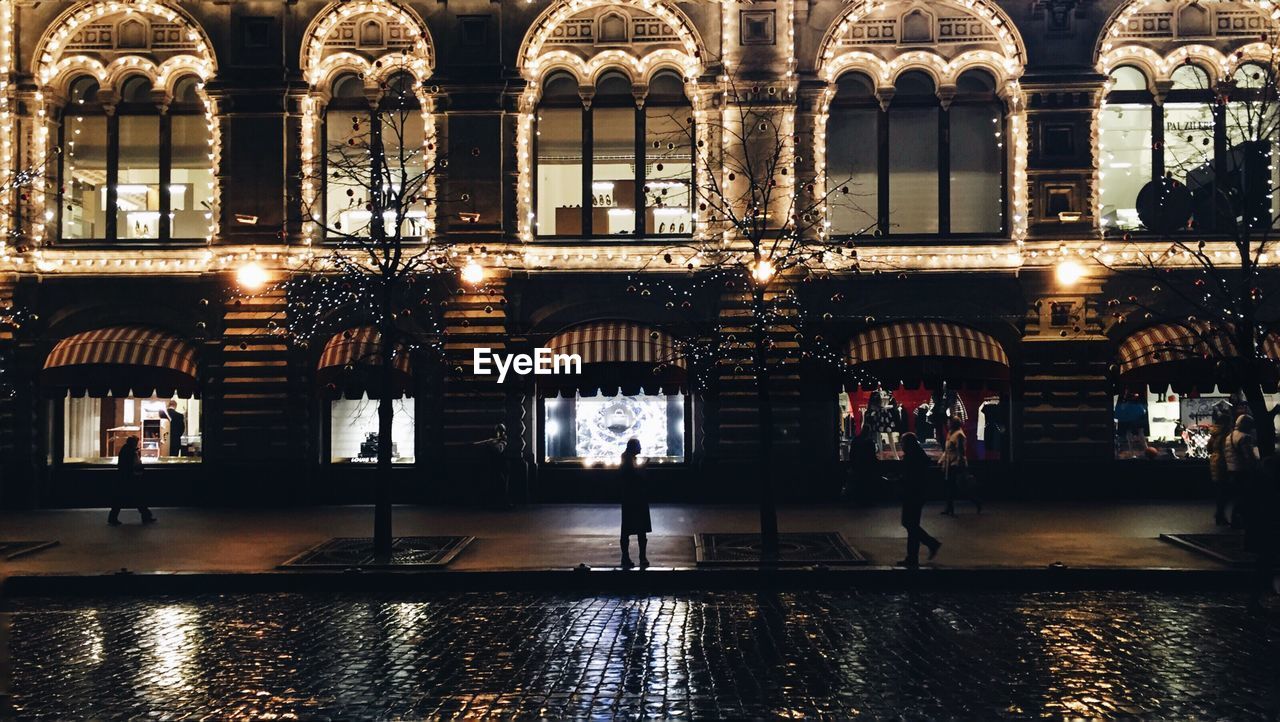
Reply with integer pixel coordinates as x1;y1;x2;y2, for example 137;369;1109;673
0;501;1233;581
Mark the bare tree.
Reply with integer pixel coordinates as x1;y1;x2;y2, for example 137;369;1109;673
634;71;875;556
240;70;474;559
1099;49;1280;455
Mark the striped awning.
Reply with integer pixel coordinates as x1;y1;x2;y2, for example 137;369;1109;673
543;321;686;396
847;321;1010;387
1117;323;1233;376
1115;322;1280;392
42;326;198;397
317;326;412;399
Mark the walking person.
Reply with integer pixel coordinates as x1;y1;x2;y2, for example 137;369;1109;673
107;436;155;526
895;433;941;568
1247;455;1280;612
1223;414;1259;529
1207;419;1232;526
618;438;650;569
940;417;981;516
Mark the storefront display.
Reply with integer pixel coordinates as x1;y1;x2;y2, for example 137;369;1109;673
329;396;416;464
838;385;1007;462
544;392;685;465
1114;388;1280;461
62;395;201;464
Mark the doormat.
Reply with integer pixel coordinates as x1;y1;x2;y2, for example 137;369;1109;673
0;541;58;560
279;536;473;569
695;532;867;566
1160;532;1256;568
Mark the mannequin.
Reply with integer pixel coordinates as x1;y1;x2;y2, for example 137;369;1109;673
864;389;885;456
876;389;901;460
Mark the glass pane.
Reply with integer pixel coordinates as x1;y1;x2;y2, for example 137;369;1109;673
63;395;201;464
593;106;636;236
1226;99;1280;227
645;105;693;235
382;109;428;237
950;104;1003;234
1171;64;1210;91
325;109;371;236
1109;66;1148;92
536;107;583;235
1098;102;1151;230
170;114;214;239
330;396;415;463
826;108;878;235
544;393;685;463
888;107;939;233
116;115;160;240
1165;101;1215;222
61;114;107;240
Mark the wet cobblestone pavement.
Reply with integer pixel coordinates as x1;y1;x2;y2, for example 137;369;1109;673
8;591;1279;719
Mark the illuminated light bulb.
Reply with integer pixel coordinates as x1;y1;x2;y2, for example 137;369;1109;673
1055;259;1086;287
236;261;269;291
461;259;485;286
751;257;776;284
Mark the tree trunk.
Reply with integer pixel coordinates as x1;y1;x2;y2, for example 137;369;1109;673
752;286;778;558
373;316;395;561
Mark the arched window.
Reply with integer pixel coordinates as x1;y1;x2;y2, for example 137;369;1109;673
322;71;428;238
59;73;212;243
536;69;693;237
1099;62;1222;231
826;69;1006;237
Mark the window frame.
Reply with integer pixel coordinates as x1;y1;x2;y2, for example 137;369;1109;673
826;69;1010;241
56;73;209;245
534;70;696;241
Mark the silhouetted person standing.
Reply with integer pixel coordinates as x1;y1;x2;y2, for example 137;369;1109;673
896;433;941;568
1248;455;1280;612
1223;414;1259;529
941;417;980;516
619;438;650;569
108;436;155;526
160;401;185;457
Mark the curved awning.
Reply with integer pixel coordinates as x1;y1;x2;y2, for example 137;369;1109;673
316;326;412;399
543;321;686;396
847;321;1010;388
42;326;199;397
1116;322;1276;392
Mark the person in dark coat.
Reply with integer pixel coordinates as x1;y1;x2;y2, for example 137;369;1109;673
844;424;879;504
619;438;651;569
1248;455;1280;611
896;433;941;568
160;401;185;457
108;436;155;526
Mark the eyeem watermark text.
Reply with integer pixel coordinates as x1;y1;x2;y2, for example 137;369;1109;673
473;347;581;382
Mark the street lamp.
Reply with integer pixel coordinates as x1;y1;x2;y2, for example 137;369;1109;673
1055;259;1085;287
236;261;269;291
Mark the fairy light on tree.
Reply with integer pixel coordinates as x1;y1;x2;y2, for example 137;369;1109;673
236;63;467;560
630;67;884;557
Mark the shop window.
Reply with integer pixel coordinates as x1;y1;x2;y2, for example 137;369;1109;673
329;396;416;464
58;73;212;243
544;392;686;464
827;69;1006;237
62;394;201;464
535;70;693;238
323;72;427;239
1099;62;1274;232
1114;388;1280;461
838;385;1009;462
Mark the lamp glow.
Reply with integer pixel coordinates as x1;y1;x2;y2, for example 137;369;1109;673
1055;259;1086;286
236;261;269;291
751;257;776;284
461;259;485;286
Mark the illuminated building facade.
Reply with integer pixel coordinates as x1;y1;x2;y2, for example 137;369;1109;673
0;0;1276;507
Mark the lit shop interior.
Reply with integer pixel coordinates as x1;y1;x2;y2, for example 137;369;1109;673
62;395;201;464
1113;322;1280;461
317;328;417;464
1099;62;1278;232
59;76;214;242
838;322;1012;463
539;321;689;465
535;71;693;237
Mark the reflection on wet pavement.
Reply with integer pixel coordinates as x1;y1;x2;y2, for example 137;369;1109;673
9;591;1279;719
